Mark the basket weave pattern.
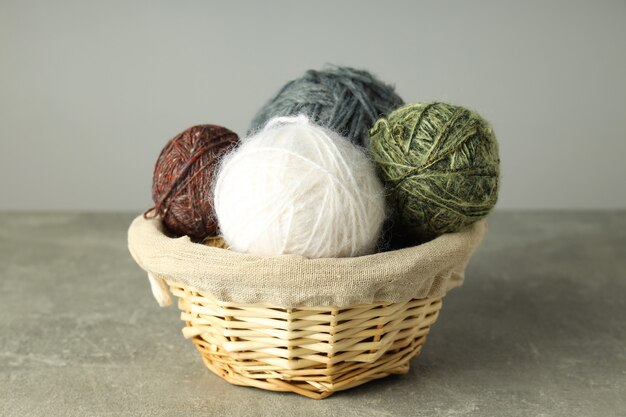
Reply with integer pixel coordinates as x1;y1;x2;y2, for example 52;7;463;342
167;280;442;399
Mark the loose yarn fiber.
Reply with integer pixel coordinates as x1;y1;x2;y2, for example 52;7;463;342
249;66;404;147
150;125;239;241
214;115;386;258
369;102;500;241
202;235;228;249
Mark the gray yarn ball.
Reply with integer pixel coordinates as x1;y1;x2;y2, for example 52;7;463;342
249;66;404;147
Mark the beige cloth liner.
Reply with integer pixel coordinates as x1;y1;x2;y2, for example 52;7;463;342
128;215;486;308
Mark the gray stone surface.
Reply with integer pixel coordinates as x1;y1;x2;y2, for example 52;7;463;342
1;212;625;416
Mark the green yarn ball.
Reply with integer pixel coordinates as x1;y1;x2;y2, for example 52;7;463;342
369;102;500;241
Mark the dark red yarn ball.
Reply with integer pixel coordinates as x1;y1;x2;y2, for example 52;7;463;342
149;125;238;241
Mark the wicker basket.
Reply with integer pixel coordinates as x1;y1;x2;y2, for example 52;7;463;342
128;215;486;399
166;279;442;399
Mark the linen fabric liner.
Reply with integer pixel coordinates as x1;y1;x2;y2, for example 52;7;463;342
128;215;486;308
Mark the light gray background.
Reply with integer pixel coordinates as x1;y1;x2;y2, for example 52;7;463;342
1;0;625;211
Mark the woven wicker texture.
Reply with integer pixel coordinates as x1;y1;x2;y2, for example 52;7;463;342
167;280;442;399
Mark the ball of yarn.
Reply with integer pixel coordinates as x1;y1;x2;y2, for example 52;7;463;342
151;125;239;241
369;102;500;240
214;115;386;258
249;66;404;147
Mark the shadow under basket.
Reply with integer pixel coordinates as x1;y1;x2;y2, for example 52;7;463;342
166;279;442;399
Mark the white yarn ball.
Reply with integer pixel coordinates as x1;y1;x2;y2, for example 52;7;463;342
214;115;386;258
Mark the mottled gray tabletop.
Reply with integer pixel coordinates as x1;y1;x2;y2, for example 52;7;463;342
1;212;625;417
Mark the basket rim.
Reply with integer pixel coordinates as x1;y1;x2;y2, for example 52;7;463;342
128;215;486;307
